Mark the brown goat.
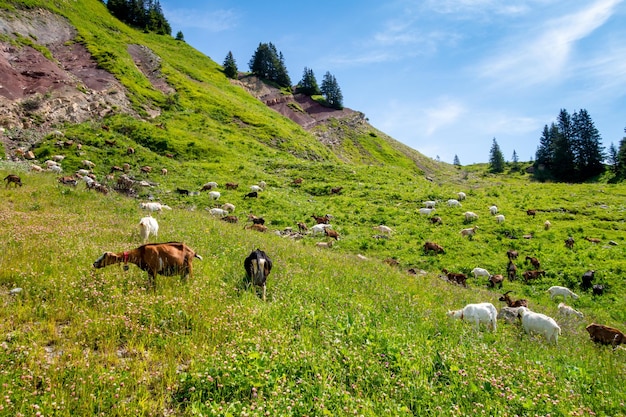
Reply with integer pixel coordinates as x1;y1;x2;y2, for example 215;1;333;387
324;228;340;240
498;291;528;308
489;274;504;289
507;261;517;281
526;209;536;216
225;182;239;190
430;216;443;225
221;215;239;223
93;242;202;288
585;323;626;347
246;224;268;232
522;270;546;282
297;222;308;233
525;256;540;269
4;174;22;188
506;250;519;261
312;214;330;224
330;186;343;194
442;268;467;287
424;241;445;254
584;237;601;244
565;236;575;249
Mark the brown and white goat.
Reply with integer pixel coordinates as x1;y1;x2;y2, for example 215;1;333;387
585;323;625;347
93;242;202;288
442;268;467;287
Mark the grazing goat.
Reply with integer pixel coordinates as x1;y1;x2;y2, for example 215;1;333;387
373;225;393;235
244;191;258;198
250;185;263;193
430;216;443;225
460;225;478;237
489;205;498;215
558;303;583;319
93;242;202;288
423;200;436;208
248;215;265;225
58;176;77;186
138;216;159;242
161;168;168;176
518;307;561;344
245;224;268;232
447;303;497;332
208;191;221;200
495;214;505;224
522;270;545;282
526;209;536;217
311;223;332;236
547;286;579;301
544;220;551;230
423;241;444;254
418;208;435;215
4;174;22;187
507;261;517;281
324;228;340;240
584;237;601;244
471;267;490;279
564;236;575;249
457;192;466;201
312;214;331;224
585;323;626;347
464;211;478;222
140;202;172;212
244;249;272;301
592;284;605;296
208;208;228;217
447;199;461;207
442;268;467;287
330;186;343;194
316;241;334;248
225;182;239;190
499;291;528;308
82;160;96;168
221;215;239;224
297;222;308;233
222;203;235;212
581;270;595;290
506;250;519;261
140;166;152;173
292;177;303;185
525;256;540;270
201;181;218;191
489;274;504;289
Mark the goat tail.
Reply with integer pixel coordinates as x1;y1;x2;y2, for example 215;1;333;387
195;254;203;261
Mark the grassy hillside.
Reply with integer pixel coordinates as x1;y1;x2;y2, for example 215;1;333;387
1;0;626;416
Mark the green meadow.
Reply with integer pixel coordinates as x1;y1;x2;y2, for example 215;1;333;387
1;0;626;415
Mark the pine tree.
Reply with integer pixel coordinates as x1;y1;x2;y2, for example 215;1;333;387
608;142;618;174
512;150;518;163
320;71;343;109
617;134;626;177
489;138;505;173
571;109;605;180
551;109;576;181
223;51;238;79
175;31;185;41
297;67;321;96
453;154;461;166
248;43;291;88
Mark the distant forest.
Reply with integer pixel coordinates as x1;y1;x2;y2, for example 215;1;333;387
104;0;171;35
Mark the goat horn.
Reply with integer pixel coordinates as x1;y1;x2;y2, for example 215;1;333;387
503;290;513;295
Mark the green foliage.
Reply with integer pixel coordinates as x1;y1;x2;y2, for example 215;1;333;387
222;50;238;79
488;137;505;173
248;42;291;88
296;66;321;96
321;71;343;109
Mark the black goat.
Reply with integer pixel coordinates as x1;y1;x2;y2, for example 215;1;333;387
581;270;595;290
244;249;273;301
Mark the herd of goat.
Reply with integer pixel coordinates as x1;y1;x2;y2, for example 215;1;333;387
4;161;624;349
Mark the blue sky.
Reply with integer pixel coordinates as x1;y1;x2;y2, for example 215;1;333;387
159;0;626;164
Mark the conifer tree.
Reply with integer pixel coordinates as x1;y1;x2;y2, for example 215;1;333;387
571;109;605;180
551;109;576;181
489;138;505;173
223;51;238;79
453;154;461;166
320;72;343;109
297;67;321;96
248;43;291;88
175;31;185;41
608;142;618;174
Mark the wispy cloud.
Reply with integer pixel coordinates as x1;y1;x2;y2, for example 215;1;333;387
163;7;239;32
478;0;622;86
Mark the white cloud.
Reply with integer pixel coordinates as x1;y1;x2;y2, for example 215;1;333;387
478;0;622;86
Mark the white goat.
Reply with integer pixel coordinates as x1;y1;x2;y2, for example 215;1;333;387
373;225;393;235
471;267;490;279
250;185;263;193
138;216;159;242
558;302;584;318
544;220;551;230
464;211;478;222
311;223;332;236
548;286;579;301
518;307;561;344
82;160;96;168
447;199;462;207
48;165;62;173
489;205;498;215
258;180;267;189
460;225;479;237
208;191;221;200
495;214;505;224
418;208;435;215
208;208;228;217
140;202;172;212
457;192;466;201
202;181;218;190
423;200;436;208
447;302;497;332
